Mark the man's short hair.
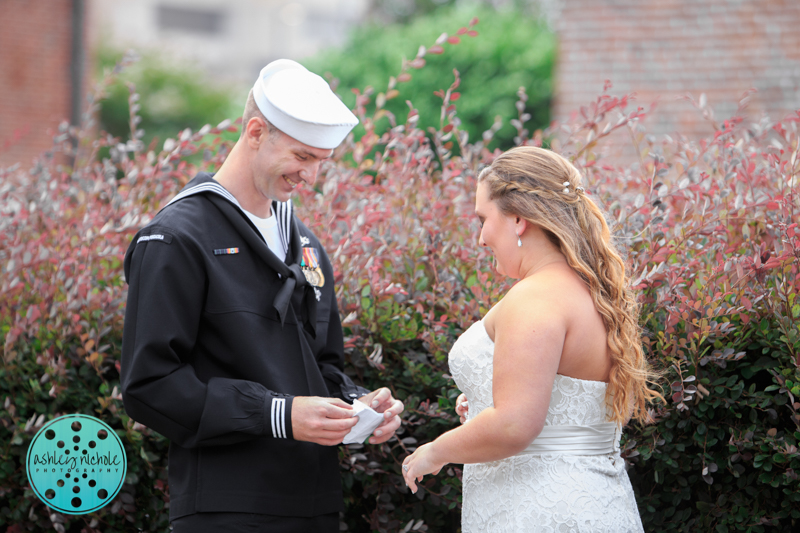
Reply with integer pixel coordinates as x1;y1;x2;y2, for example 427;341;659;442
242;89;279;140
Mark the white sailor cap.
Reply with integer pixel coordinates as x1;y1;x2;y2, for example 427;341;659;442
252;59;359;150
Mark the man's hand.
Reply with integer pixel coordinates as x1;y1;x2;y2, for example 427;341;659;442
291;396;358;446
358;388;404;444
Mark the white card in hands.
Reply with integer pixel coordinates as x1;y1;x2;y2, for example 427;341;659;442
342;400;384;444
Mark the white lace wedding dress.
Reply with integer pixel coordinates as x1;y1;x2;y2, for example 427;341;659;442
448;320;644;533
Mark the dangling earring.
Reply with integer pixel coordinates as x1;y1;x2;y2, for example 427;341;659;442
517;234;522;248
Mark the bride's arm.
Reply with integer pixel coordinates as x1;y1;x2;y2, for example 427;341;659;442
403;283;565;492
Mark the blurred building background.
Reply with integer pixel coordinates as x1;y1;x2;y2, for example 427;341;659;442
552;0;800;144
2;0;800;167
92;0;370;85
1;0;91;167
0;0;369;166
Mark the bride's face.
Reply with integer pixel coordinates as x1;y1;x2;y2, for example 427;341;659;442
475;181;520;278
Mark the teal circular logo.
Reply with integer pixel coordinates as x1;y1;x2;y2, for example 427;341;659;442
26;414;127;514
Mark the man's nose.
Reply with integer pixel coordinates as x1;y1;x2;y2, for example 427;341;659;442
299;161;320;184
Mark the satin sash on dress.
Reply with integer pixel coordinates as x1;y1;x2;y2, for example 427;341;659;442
519;422;620;455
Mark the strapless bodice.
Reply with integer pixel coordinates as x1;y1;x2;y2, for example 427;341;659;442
448;320;618;452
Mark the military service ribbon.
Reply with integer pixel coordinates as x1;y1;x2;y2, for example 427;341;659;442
214;248;240;255
300;247;325;287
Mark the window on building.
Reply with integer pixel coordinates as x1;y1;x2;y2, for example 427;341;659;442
157;5;225;34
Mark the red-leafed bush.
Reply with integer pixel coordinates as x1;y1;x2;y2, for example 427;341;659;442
298;79;800;531
2;32;800;533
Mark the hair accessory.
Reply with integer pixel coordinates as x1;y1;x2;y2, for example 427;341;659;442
517;234;522;247
561;181;586;195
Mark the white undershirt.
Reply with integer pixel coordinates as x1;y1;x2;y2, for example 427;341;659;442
243;209;286;262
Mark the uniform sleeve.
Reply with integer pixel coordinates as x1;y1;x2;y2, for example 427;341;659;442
121;228;294;448
316;279;370;404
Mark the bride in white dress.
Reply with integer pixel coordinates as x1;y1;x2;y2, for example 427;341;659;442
402;147;662;532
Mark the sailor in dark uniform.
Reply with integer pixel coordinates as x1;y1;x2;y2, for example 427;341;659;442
121;59;404;533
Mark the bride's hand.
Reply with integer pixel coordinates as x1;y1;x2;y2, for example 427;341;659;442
402;442;445;494
455;393;469;424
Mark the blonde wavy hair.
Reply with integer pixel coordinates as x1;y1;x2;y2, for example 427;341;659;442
478;146;662;425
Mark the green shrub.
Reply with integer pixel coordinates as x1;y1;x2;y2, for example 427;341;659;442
304;3;554;150
1;24;798;533
96;47;239;151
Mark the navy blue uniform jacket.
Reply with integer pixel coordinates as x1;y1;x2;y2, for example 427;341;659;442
121;173;367;519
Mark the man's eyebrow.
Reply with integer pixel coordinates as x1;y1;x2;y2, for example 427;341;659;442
298;149;332;160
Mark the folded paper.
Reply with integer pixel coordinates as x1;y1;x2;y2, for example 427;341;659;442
343;400;384;444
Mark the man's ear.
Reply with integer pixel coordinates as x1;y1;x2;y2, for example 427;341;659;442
244;117;265;148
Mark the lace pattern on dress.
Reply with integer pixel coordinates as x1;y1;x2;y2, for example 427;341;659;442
448;320;644;533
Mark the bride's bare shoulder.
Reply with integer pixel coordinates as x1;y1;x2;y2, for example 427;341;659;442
511;264;586;308
485;263;590;340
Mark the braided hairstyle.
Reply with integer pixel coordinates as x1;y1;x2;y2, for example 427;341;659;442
478;146;662;425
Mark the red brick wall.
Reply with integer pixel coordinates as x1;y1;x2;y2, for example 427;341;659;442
553;0;800;151
0;0;78;167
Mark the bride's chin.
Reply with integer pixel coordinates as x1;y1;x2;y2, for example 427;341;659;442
493;258;506;276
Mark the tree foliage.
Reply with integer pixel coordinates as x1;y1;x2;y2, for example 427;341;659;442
305;3;554;150
95;47;238;152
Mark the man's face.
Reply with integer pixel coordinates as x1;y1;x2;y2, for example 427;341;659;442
252;125;333;203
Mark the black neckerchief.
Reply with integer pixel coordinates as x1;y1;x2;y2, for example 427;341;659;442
164;174;318;339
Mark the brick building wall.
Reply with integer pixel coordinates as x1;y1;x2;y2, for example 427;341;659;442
553;0;800;150
0;0;87;168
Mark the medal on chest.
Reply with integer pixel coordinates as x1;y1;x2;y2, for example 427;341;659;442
300;246;325;288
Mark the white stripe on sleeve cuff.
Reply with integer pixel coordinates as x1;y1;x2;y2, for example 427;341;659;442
270;398;286;439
